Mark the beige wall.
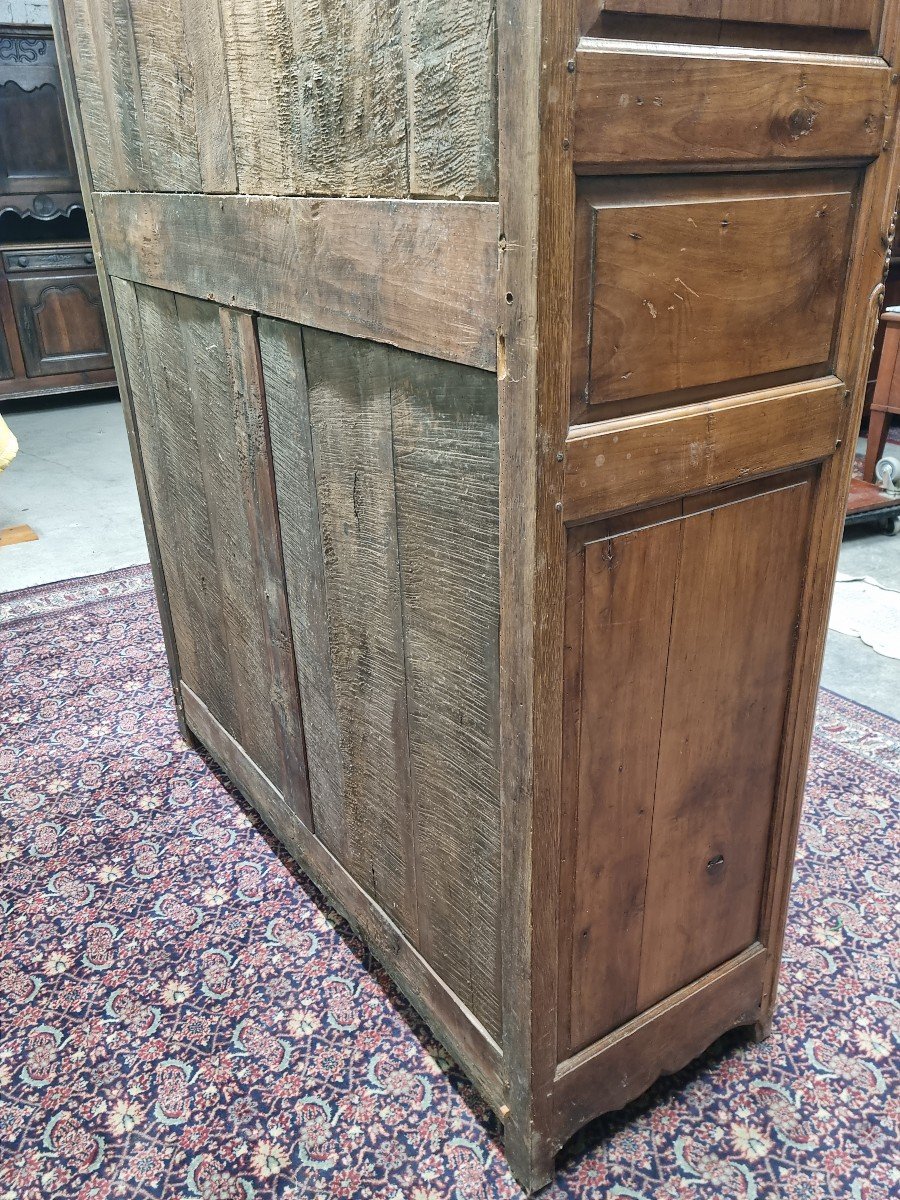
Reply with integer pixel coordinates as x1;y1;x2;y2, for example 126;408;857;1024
1;0;50;23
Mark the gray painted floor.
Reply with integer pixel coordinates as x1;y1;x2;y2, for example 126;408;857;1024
1;394;897;719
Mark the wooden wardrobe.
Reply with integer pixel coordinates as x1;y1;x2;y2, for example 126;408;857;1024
50;0;900;1190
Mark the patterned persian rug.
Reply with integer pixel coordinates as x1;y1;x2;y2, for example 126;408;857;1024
1;566;898;1200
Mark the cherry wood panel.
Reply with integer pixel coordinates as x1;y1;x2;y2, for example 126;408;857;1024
554;944;766;1145
574;43;889;172
591;0;882;30
583;173;856;407
562;519;680;1050
563;473;815;1053
564;377;844;521
635;477;814;1009
719;0;881;30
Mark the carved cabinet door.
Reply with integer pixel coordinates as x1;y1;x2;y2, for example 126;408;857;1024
0;25;81;205
558;0;896;1057
7;270;113;376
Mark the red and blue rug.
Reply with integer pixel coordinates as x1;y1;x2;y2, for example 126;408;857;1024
1;566;898;1199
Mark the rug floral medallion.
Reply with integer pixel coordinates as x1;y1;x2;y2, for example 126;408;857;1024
1;567;897;1199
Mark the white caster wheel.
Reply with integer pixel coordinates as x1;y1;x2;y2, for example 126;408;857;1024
875;455;900;490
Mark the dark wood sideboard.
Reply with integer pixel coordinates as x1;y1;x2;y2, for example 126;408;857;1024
0;23;114;401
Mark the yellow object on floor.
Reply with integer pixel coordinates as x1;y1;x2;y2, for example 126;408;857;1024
0;524;37;548
0;413;18;473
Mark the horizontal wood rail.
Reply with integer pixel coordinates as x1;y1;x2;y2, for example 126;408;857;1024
574;39;890;172
552;944;766;1149
94;192;500;370
564;377;847;522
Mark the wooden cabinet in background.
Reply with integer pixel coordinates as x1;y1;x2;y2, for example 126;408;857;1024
0;23;81;221
0;25;115;402
0;240;114;398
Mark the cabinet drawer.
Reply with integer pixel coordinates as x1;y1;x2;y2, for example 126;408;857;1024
8;270;113;378
3;246;96;274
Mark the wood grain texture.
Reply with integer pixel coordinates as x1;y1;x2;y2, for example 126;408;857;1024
755;7;900;1045
266;325;503;1036
594;0;881;26
404;0;498;197
217;0;498;198
600;0;720;15
63;0;202;192
564;378;844;521
298;327;420;942
719;0;881;31
122;285;237;735
219;0;407;197
95;191;498;371
183;0;238;192
494;0;553;1181
390;344;502;1037
260;318;348;859
565;521;680;1052
495;0;580;1184
174;291;284;786
575;43;889;171
554;944;766;1147
635;478;814;1010
111;277;201;709
587;179;855;404
114;283;306;804
219;308;311;825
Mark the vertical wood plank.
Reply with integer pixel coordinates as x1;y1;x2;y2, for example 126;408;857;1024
391;352;502;1038
183;0;238;193
110;278;198;690
566;520;681;1053
132;285;238;738
259;317;348;852
121;286;307;808
124;0;202;191
219;0;408;197
403;0;498;198
220;309;311;824
63;0;201;192
173;294;283;789
301;328;420;941
265;323;503;1034
636;480;813;1011
66;0;141;189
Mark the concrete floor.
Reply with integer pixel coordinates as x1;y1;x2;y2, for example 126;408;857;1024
1;393;897;718
0;393;148;591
